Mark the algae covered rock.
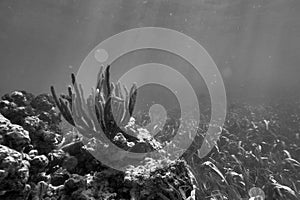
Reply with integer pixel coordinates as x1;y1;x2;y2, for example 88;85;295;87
0;91;61;129
1;91;34;107
60;141;106;175
26;158;196;200
0;91;35;125
124;158;197;200
30;155;49;173
23;116;63;154
0;91;62;154
0;144;30;197
0;113;31;151
30;94;55;112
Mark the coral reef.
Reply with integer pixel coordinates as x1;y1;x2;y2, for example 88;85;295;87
0;91;62;154
0;95;196;199
25;159;196;200
0;144;31;199
0;65;197;200
0;65;299;199
0;113;31;151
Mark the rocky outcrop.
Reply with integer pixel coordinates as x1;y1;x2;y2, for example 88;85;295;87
0;113;31;151
0;144;31;199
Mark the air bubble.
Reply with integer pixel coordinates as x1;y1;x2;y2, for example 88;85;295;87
94;49;109;63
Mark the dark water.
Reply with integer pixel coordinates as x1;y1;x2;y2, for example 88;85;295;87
0;0;299;102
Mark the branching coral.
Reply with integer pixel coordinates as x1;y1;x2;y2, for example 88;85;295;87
51;66;136;139
51;65;160;153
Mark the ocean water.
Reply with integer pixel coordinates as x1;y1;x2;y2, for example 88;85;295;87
0;0;299;102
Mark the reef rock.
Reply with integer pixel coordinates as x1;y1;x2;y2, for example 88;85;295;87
0;113;31;151
0;144;30;198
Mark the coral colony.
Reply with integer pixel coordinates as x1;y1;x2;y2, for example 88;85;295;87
0;65;299;200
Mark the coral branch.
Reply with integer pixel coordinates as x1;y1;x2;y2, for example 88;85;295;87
50;65;139;143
